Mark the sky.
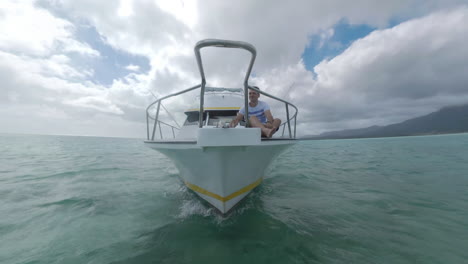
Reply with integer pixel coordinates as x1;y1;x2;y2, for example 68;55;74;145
1;0;468;138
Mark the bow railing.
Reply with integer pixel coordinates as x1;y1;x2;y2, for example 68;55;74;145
145;84;298;140
146;39;298;141
146;84;201;140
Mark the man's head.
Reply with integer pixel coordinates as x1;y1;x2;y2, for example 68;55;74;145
248;86;260;103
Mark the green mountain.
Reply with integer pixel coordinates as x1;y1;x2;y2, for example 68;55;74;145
304;104;468;139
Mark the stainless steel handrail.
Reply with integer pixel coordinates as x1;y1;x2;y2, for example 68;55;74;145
154;120;179;139
194;39;256;127
146;84;201;140
146;84;298;140
146;85;298;140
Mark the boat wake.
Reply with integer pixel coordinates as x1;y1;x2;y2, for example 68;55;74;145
177;198;214;219
176;184;263;225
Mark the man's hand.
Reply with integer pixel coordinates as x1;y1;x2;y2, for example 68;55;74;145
229;119;239;128
230;113;243;128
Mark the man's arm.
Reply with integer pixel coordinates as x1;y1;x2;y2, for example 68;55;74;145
230;112;244;128
264;109;281;129
264;110;274;124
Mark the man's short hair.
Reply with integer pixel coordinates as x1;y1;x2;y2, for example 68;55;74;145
250;86;260;94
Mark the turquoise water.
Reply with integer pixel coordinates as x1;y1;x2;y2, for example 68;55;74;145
1;133;467;264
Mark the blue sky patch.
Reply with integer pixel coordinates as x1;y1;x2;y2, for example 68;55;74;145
36;0;150;86
302;20;376;71
73;25;150;86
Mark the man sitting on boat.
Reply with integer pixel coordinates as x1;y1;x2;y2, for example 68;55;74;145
229;87;281;138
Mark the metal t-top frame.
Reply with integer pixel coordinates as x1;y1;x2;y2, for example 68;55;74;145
194;39;256;127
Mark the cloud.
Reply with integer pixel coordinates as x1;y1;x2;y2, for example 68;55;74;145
1;0;468;138
0;1;152;137
318;28;335;49
63;96;123;114
61;39;100;57
55;0;192;58
0;1;70;56
125;64;140;71
300;6;468;133
0;1;99;57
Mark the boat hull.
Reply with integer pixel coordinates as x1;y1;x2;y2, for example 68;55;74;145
145;140;294;214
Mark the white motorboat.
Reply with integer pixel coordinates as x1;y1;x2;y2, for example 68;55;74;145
145;39;298;214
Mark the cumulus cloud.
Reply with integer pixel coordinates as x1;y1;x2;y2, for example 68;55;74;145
0;1;99;57
125;64;140;71
0;1;70;56
0;1;152;137
301;7;468;133
1;0;467;137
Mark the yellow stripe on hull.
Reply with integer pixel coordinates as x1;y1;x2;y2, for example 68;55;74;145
184;177;263;202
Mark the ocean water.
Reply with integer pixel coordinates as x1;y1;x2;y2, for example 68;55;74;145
1;133;467;264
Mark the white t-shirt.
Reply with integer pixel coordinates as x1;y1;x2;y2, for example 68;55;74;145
239;101;270;123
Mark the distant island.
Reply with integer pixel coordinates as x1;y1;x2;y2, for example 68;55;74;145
302;104;468;140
